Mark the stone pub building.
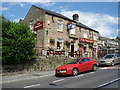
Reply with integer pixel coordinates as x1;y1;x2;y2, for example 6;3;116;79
23;5;99;58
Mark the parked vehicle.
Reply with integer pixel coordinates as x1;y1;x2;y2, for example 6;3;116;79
55;58;98;76
98;53;120;66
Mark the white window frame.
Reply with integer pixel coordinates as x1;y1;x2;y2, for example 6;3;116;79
93;32;98;40
57;20;63;32
70;24;76;35
83;29;88;38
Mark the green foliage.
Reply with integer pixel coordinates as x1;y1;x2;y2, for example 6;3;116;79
2;16;35;64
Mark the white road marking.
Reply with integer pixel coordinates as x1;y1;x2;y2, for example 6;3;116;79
89;72;95;74
1;74;54;84
99;66;120;70
53;79;65;83
99;67;108;70
97;78;120;88
24;84;40;88
73;74;84;78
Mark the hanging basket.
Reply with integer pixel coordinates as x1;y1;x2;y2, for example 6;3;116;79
78;43;83;46
65;40;70;46
89;44;93;48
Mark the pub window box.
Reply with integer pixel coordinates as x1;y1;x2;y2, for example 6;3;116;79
78;43;84;46
89;44;93;48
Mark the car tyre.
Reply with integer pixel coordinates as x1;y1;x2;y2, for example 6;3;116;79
92;65;97;71
72;68;78;76
111;61;115;66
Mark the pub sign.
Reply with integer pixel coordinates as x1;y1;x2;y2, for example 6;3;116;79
34;21;44;31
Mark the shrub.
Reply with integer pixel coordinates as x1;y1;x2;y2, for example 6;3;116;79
2;16;35;64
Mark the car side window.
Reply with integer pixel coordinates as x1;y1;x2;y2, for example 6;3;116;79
119;55;120;57
115;54;120;57
117;54;120;57
86;59;91;62
81;59;86;63
81;58;90;63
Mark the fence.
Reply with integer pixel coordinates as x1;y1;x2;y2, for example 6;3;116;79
44;50;81;57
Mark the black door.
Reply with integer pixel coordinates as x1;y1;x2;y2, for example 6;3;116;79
71;45;74;57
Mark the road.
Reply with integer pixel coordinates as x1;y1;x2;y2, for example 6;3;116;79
2;65;120;89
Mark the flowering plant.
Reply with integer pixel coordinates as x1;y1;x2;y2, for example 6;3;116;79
65;40;70;46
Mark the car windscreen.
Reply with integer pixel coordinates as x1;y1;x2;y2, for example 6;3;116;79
67;59;80;64
104;55;114;58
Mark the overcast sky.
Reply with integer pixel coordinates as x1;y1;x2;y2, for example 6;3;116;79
1;1;119;38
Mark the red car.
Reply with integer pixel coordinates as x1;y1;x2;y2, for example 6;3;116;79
56;58;98;76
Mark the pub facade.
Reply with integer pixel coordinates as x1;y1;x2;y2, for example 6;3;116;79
23;5;99;58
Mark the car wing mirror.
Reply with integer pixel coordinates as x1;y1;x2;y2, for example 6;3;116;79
79;61;82;64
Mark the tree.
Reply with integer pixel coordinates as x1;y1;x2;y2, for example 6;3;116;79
2;16;35;64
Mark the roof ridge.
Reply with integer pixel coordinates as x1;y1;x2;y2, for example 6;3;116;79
32;5;99;33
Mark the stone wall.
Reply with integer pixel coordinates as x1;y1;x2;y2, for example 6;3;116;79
2;56;73;76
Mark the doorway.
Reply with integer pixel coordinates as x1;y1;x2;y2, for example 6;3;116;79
71;45;74;57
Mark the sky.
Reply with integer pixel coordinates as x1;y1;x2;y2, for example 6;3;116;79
1;1;119;38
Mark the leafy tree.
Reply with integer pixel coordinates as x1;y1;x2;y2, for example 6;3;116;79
2;16;35;64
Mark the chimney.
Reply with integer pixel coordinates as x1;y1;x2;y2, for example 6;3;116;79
72;13;79;22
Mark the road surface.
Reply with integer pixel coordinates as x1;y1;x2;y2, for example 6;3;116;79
2;65;120;89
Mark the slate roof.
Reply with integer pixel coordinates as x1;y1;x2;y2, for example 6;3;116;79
32;5;99;33
116;37;120;40
98;36;108;41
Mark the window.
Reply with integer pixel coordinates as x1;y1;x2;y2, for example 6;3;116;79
57;38;63;50
86;59;91;62
115;54;120;57
29;20;34;30
81;58;90;63
93;32;98;40
70;24;76;35
57;42;61;49
57;20;63;32
83;30;88;38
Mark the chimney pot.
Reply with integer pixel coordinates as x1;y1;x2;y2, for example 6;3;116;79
73;13;79;22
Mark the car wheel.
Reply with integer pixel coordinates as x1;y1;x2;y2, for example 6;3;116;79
111;61;115;66
92;65;97;71
72;68;78;76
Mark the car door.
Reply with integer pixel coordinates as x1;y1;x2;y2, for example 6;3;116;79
118;54;120;64
85;58;93;69
115;54;120;64
114;54;118;64
78;58;91;72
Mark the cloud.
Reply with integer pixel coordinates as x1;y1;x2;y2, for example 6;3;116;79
28;2;55;6
6;2;26;7
60;10;118;38
2;0;54;2
2;0;119;2
9;14;14;17
13;18;24;22
0;7;10;11
40;2;55;6
4;1;55;7
20;3;25;7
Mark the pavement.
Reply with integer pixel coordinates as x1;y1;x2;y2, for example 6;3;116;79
2;67;120;89
1;70;55;84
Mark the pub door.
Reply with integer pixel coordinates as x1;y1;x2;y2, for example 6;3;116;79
71;45;74;57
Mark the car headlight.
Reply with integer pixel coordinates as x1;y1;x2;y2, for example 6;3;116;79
106;59;112;62
60;69;67;73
